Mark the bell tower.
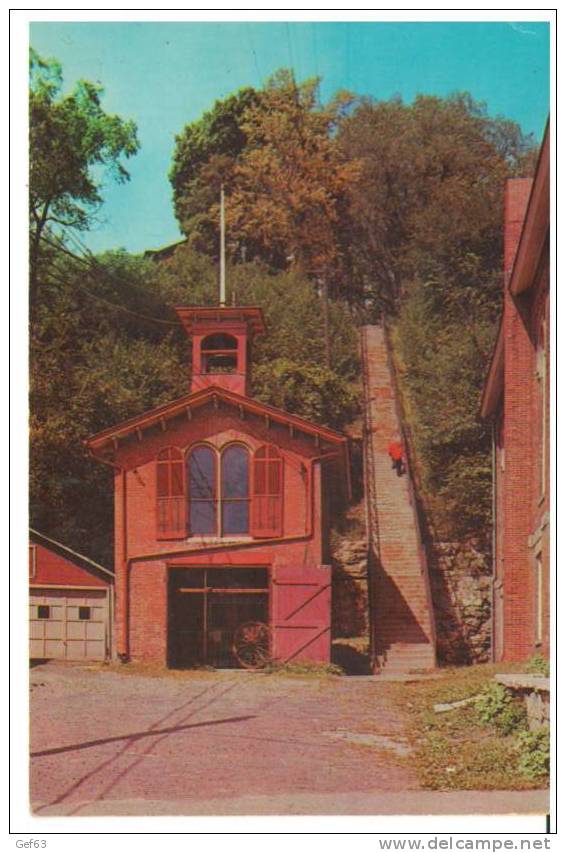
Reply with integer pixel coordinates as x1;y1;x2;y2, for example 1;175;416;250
175;306;266;397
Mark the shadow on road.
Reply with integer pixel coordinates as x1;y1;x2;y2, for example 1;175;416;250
31;713;256;758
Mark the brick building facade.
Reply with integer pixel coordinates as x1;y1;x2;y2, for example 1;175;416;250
481;126;550;661
87;306;349;667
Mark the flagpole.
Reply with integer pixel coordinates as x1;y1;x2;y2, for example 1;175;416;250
220;183;226;307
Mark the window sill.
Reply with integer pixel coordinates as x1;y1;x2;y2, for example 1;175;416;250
186;535;254;544
156;533;187;542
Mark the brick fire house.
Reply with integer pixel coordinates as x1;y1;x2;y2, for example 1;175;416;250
481;125;550;662
87;306;349;667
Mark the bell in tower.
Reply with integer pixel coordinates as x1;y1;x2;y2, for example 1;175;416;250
174;306;266;397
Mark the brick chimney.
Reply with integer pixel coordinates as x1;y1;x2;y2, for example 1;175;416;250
174;306;266;397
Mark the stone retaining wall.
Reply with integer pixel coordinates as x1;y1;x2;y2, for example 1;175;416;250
428;540;492;664
496;674;550;730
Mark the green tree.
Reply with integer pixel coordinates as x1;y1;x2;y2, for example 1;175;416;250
170;86;259;255
171;70;359;365
338;92;537;314
336;92;538;543
29;48;139;297
392;283;495;540
170;71;358;278
29;248;187;563
226;71;358;281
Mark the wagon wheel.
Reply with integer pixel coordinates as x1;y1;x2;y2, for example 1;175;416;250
233;621;271;670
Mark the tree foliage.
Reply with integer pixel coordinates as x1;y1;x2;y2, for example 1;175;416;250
226;70;358;281
170;86;259;255
170;70;358;283
30;249;187;564
29;48;139;294
338;92;537;314
337;92;537;542
392;285;495;540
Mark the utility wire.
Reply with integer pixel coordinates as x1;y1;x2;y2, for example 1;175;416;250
246;23;263;88
38;233;180;327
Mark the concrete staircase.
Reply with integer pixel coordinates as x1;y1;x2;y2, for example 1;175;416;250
361;325;436;673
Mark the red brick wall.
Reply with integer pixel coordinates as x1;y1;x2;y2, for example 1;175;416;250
499;179;550;661
528;264;550;659
112;405;328;662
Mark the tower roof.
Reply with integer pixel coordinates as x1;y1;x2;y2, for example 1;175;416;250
174;306;266;336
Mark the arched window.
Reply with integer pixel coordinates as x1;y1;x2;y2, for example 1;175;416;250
221;445;250;535
156;447;186;539
251;445;283;537
186;443;283;538
188;445;217;535
201;333;238;375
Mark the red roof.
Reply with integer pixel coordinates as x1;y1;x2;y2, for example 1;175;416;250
86;384;347;451
175;305;266;336
29;529;113;586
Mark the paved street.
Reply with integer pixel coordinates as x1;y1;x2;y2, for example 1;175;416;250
30;662;549;817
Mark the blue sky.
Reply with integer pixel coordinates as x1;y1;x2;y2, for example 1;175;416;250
29;20;550;255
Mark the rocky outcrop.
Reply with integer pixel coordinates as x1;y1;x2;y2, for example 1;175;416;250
330;504;368;639
428;540;491;664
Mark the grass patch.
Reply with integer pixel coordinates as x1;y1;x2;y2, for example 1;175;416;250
85;659;344;680
263;659;344;678
83;661;222;680
386;663;549;791
474;682;528;734
524;655;550;677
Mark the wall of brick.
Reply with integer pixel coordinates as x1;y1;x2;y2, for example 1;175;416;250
111;404;330;663
497;176;550;662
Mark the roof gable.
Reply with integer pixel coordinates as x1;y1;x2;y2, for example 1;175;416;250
29;529;113;585
86;385;347;454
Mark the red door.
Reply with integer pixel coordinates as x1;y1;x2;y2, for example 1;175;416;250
272;565;331;663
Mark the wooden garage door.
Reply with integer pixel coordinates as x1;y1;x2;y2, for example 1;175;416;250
29;588;108;660
272;565;331;663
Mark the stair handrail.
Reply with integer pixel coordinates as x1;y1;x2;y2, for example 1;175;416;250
360;326;382;556
360;325;382;669
382;321;438;544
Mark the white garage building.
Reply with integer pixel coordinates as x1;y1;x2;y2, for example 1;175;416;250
29;529;114;661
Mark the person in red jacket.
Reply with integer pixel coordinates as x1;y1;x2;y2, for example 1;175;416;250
388;438;405;476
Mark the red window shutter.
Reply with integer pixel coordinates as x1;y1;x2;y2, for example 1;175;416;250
251;445;283;538
156;447;186;539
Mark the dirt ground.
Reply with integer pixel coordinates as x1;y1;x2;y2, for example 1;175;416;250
29;662;549;817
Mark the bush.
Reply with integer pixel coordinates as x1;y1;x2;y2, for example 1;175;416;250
474;682;527;735
253;358;359;430
524;655;550;677
391;283;496;543
516;727;550;779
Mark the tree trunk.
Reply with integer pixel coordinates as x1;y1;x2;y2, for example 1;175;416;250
322;278;331;368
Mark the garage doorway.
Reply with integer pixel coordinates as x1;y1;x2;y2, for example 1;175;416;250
168;567;269;668
29;588;109;660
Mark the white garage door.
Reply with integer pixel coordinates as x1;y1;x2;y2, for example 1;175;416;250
29;588;108;660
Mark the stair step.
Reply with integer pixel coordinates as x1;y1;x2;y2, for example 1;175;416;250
362;324;436;672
